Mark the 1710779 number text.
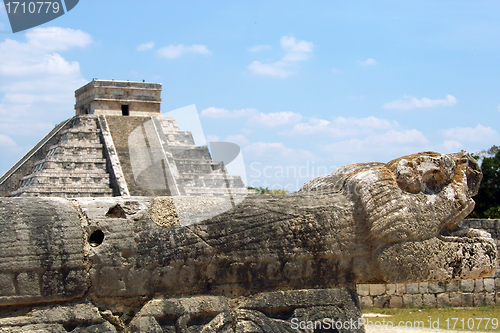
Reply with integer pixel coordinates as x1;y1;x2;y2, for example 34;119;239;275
5;2;60;14
446;317;498;330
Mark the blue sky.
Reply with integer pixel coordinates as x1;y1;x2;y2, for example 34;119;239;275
1;1;499;191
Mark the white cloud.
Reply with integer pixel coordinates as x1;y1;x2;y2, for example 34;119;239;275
243;142;315;162
442;124;499;143
285;118;331;135
248;61;290;78
0;134;17;148
157;44;211;58
442;140;463;152
285;116;397;137
25;27;92;51
368;129;429;145
248;111;302;128
206;135;220;142
320;129;429;163
383;94;457;110
359;58;377;66
224;134;249;146
200;107;257;118
0;27;91;77
0;27;91;175
201;107;302;128
243;142;319;191
137;42;155;51
242;128;253;135
244;142;293;156
280;36;314;61
249;45;271;52
248;36;313;78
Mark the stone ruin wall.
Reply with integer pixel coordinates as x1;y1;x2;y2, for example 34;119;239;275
358;219;500;309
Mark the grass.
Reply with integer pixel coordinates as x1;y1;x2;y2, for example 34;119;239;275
364;306;500;331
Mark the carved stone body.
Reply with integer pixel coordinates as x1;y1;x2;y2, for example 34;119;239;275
0;152;495;332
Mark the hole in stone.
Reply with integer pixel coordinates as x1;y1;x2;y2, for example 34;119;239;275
63;323;78;332
106;204;126;218
89;230;104;247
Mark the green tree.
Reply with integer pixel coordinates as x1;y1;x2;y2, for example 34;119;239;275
471;146;500;218
247;186;290;195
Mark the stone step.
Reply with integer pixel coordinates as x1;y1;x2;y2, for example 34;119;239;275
42;153;106;161
71;115;98;127
48;142;104;150
179;172;244;180
34;157;107;165
28;169;110;176
19;182;112;189
162;131;195;146
13;187;113;198
59;129;102;144
32;160;108;172
11;188;114;198
12;184;113;193
46;149;105;160
169;146;212;160
174;159;225;174
179;175;245;188
182;187;248;196
60;127;101;135
158;117;180;132
19;175;110;187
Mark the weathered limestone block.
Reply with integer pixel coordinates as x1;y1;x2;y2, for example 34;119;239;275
446;280;460;292
0;273;15;296
0;302;115;333
428;282;446;293
369;285;385;296
485;293;495;305
389;296;402;308
461;279;475;292
423;294;437;307
0;197;88;306
437;293;450;307
484;278;495;292
129;288;363;333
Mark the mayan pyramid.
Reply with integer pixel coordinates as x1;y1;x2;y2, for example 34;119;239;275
0;80;246;198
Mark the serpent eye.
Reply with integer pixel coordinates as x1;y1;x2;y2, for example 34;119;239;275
393;155;455;194
464;154;482;196
394;159;421;193
418;155;455;194
421;168;449;194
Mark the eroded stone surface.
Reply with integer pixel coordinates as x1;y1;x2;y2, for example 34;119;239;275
300;151;494;283
129;288;363;333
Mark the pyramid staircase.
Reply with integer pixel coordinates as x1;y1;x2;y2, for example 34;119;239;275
5;115;246;198
157;117;246;196
10;116;114;197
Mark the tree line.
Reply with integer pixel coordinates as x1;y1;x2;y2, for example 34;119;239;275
471;145;500;218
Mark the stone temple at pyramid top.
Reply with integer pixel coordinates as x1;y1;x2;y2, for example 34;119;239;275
75;79;162;117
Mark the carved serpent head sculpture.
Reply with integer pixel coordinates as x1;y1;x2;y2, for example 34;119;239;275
300;151;495;283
